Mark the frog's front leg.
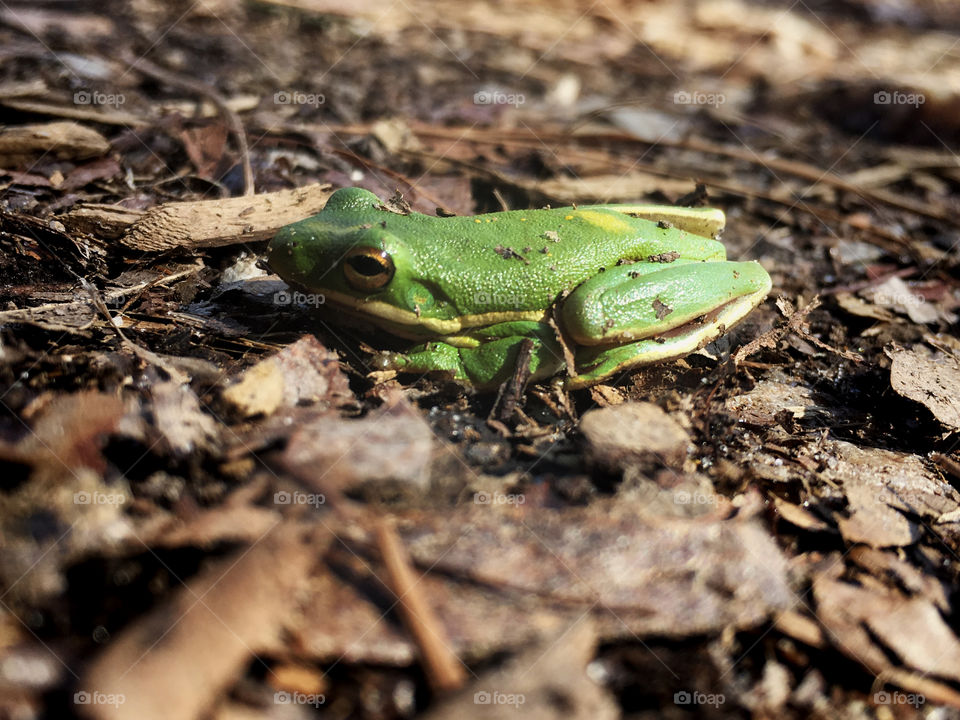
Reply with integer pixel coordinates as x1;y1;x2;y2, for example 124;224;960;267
560;259;771;389
376;321;565;390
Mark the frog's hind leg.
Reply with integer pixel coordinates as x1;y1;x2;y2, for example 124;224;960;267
565;277;770;390
585;204;726;238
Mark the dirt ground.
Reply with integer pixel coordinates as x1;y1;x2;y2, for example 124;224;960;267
1;0;960;718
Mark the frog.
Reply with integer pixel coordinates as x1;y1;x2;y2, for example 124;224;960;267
267;187;771;390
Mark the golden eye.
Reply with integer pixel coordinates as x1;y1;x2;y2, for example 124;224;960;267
343;247;395;290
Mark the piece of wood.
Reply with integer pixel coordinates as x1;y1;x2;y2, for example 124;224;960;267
0;121;110;163
60;204;146;240
119;183;332;252
0;98;148;127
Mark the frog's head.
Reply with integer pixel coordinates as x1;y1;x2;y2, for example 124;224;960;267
268;188;455;334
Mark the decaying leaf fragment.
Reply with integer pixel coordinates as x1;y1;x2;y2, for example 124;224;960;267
222;335;353;418
821;440;960;547
889;345;960;431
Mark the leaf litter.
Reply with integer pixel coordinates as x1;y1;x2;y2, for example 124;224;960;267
0;0;959;718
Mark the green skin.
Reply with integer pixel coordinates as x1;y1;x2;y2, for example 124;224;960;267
267;187;771;390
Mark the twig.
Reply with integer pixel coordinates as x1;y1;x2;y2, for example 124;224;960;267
306;122;957;232
119;51;255;196
732;295;862;365
82;278;189;384
489;338;534;428
375;519;466;693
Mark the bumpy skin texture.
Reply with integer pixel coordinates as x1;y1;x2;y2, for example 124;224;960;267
268;187;772;389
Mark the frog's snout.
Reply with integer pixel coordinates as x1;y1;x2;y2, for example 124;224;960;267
267;226;308;283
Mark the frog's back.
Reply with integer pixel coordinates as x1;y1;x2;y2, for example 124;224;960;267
388;206;726;314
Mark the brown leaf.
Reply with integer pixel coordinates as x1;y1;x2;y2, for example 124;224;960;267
180;123;228;180
61;157;123;191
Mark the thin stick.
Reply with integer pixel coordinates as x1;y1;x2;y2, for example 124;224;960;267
375;519;466;693
120;51;255;196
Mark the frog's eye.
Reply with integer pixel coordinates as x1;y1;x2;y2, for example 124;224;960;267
343;247;395;290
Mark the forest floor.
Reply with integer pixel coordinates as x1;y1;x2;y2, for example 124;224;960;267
1;1;960;718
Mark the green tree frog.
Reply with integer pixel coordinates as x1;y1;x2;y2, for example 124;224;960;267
268;187;771;390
